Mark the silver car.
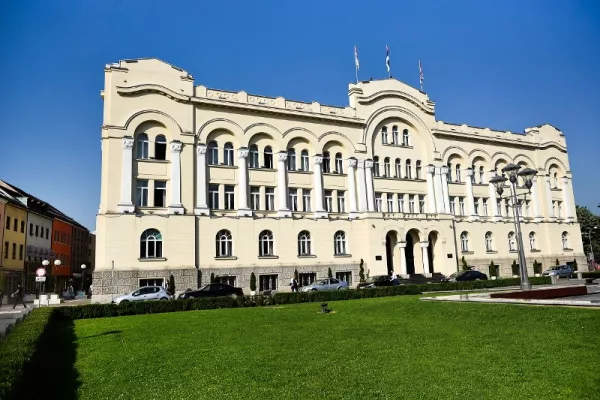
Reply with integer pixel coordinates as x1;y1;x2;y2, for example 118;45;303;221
542;265;573;277
112;286;173;304
300;278;349;292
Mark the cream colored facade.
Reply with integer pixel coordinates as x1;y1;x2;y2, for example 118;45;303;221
93;58;584;301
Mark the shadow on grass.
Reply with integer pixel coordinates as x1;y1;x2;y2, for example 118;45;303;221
79;330;122;339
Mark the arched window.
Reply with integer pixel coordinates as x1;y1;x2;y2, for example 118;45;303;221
553;173;559;188
416;161;422;179
402;129;409;146
561;232;569;249
224;142;234;166
264;146;273;169
334;231;346;255
298;230;311;256
405;159;412;179
529;232;536;250
323;152;331;173
140;229;162;259
392;126;398;145
216;230;233;257
301;150;309;171
455;164;462;183
259;230;274;256
384;157;391;177
485;232;493;252
249;145;259;168
335;153;344;174
395;158;402;178
136;133;149;159
373;156;380;177
470;166;476;184
479;166;485;184
207;141;218;165
508;232;516;251
155;135;167;160
460;232;469;252
287;149;296;171
381;127;388;144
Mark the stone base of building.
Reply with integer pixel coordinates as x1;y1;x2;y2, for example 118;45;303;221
91;268;199;297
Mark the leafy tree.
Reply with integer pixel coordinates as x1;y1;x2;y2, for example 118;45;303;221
359;259;365;282
210;273;215;283
167;274;176;295
250;272;257;292
572;259;578;271
533;260;542;275
328;267;333;278
576;205;600;263
489;261;498;277
461;256;469;271
511;260;519;276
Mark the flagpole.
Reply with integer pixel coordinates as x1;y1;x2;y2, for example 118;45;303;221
355;67;359;84
354;46;360;84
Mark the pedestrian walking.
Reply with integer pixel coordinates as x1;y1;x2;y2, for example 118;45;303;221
12;283;27;309
290;276;298;292
391;271;399;286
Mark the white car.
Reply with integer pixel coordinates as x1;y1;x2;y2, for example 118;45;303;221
112;286;172;304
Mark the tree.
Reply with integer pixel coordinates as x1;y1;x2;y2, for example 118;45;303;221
511;260;519;276
489;261;498;277
294;269;298;281
572;259;578;272
359;259;365;282
167;274;176;295
533;260;541;275
250;272;257;292
210;273;215;283
328;267;333;278
461;256;469;271
555;259;560;266
576;205;600;263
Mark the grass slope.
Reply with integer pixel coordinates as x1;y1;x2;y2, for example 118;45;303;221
66;297;600;399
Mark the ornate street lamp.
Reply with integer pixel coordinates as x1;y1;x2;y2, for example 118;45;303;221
490;164;538;290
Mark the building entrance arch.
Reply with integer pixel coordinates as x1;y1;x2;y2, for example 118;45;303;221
385;231;399;275
405;229;421;275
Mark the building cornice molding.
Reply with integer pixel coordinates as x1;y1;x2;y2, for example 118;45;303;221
357;90;435;115
116;84;189;102
432;129;567;152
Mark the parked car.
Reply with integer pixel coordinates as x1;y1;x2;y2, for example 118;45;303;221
443;270;488;282
112;286;172;305
178;283;244;299
356;275;393;289
542;265;573;277
300;278;349;292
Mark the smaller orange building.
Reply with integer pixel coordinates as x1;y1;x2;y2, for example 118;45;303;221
51;218;73;289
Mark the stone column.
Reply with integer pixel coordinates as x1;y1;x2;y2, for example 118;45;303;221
421;241;431;276
313;154;328;218
434;167;445;213
277;152;291;217
194;144;209;216
347;158;359;218
168;141;184;214
545;175;556;221
488;171;501;221
118;137;135;213
426;165;437;214
440;166;450;214
237;148;252;217
365;159;375;212
531;176;543;222
397;242;408;278
357;159;368;212
561;176;575;221
465;168;478;221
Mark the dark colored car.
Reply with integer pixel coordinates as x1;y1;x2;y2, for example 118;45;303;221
178;283;244;299
357;275;393;289
444;270;488;282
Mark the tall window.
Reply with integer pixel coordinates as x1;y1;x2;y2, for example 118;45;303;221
473;197;479;215
455;164;462;182
479;166;485;184
323;152;331;173
136;133;149;159
250;187;260;210
402;129;409;146
301;150;309;171
259;230;274;256
154;135;167;160
482;198;488;216
223;142;234;166
298;231;311;255
416;161;422;179
381;127;388;144
265;187;275;210
287;149;296;171
449;196;456;215
289;188;298;211
447;163;453;182
249;145;259;168
264;146;273;169
335;153;343;174
392;126;398;145
508;232;516;251
485;232;493;252
208;184;219;209
337;191;345;212
154;181;166;207
398;195;405;213
334;231;347;255
140;229;162;259
419;195;425;213
561;232;569;249
224;186;235;210
553;173;558;188
386;193;394;212
384;157;391;177
302;189;311;212
405;159;412;179
375;193;383;212
207;141;218;165
135;180;149;207
216;230;233;257
529;232;536;250
325;190;333;212
373;157;380;177
409;196;415;213
395;158;401;178
460;232;469;252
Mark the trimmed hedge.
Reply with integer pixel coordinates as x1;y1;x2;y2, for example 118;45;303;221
570;271;600;279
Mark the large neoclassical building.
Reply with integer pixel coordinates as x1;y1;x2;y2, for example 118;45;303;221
93;58;584;301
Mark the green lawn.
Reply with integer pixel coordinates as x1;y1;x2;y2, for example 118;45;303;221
37;296;600;399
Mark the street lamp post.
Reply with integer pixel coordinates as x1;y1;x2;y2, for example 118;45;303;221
490;164;537;291
81;264;87;293
589;226;597;270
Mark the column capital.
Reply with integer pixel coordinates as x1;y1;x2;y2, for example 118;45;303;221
396;242;407;249
122;136;134;149
419;241;429;248
364;159;374;169
196;144;207;156
440;165;449;175
170;141;183;153
426;164;436;175
348;157;358;168
238;147;249;159
314;154;324;165
465;168;474;177
278;151;288;162
561;176;570;184
357;159;366;169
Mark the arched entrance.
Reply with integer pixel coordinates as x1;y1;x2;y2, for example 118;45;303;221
427;231;439;274
405;229;421;275
385;231;398;275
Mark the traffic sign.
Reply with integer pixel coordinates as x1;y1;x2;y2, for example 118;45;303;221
35;276;46;282
36;268;46;277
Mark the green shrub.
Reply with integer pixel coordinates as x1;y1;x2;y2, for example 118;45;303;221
533;260;542;275
489;261;498;277
328;267;333;278
570;271;600;279
249;273;257;292
359;259;365;282
167;275;176;295
461;256;469;271
511;260;519;276
572;259;578;271
556;259;560;266
210;273;215;283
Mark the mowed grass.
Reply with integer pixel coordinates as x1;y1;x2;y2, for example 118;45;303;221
71;296;599;400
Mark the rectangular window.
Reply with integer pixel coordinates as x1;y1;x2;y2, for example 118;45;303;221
419;195;425;213
250;187;260;210
135;179;149;207
154;181;167;207
398;195;404;213
5;216;9;230
29;223;34;236
139;278;164;287
298;272;316;287
449;197;456;215
35;225;39;237
336;271;352;285
482;199;488;216
474;197;479;215
497;200;503;217
12;243;16;259
265;187;275;211
325;190;333;212
13;218;18;231
557;201;562;218
225;185;235;210
375;193;383;212
3;242;8;259
525;201;530;217
337;191;345;213
54;230;59;242
385;193;394;212
208;184;219;209
409;196;415;213
302;189;311;212
289;188;298;212
215;275;236;286
259;274;278;292
459;197;465;216
19;244;23;261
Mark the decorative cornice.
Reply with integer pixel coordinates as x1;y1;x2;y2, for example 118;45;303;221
116;84;189;102
432;129;567;152
357;90;435;115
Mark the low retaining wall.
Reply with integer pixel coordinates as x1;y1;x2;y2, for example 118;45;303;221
490;285;587;300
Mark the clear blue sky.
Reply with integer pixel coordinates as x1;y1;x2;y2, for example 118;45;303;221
1;0;599;230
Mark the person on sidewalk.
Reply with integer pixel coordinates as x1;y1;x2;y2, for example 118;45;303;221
12;283;27;309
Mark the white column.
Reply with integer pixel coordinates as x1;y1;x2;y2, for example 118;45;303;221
426;165;437;214
531;176;543;222
118;137;135;213
488;171;501;221
357;160;368;212
168;141;184;214
365;159;375;212
194;144;209;216
561;176;575;221
440;166;450;214
237;148;252;217
421;241;431;276
347;158;358;218
397;242;408;278
313;155;327;218
277;152;291;217
545;175;556;221
465;168;478;221
434;167;445;213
